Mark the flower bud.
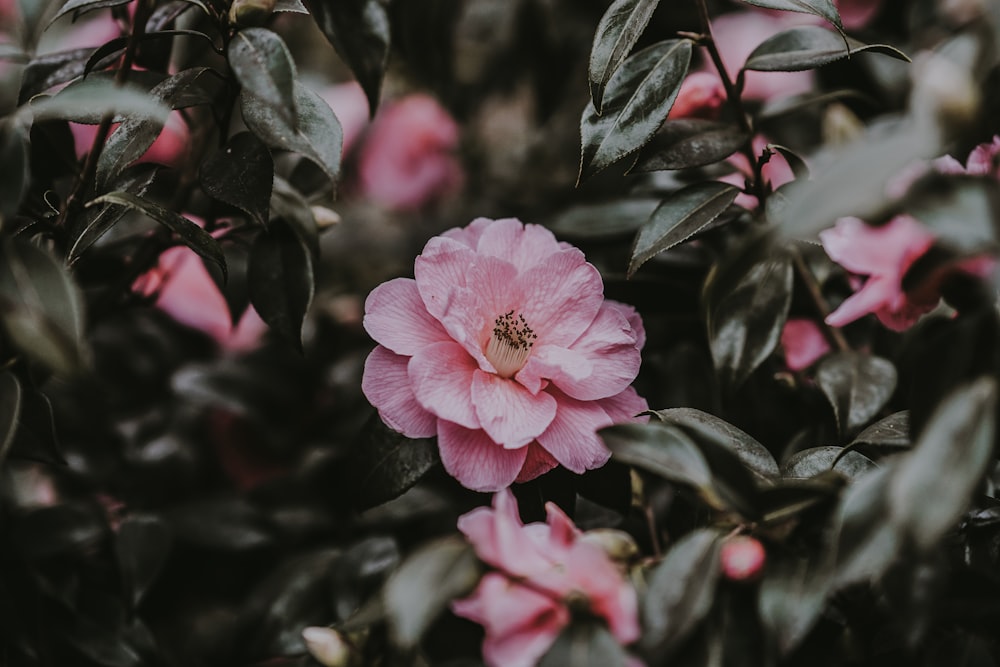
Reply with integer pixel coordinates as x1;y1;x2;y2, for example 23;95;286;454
580;529;639;566
311;205;341;229
719;536;766;582
302;627;351;667
228;0;277;27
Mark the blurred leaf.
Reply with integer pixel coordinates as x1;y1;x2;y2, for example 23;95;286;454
737;0;842;29
270;176;319;257
0;238;87;375
50;0;132;23
629;182;740;277
384;536;481;649
346;416;440;511
275;0;308;11
759;551;834;656
241;81;342;185
642;528;722;655
831;465;899;586
167;497;274;550
815;352;897;437
781;446;877;481
0;121;30;224
743;26;907;73
0;371;22;467
579;39;692;182
704;236;793;389
889;378;997;551
758;478;840;523
303;0;389;115
87;191;227;280
24;78;170;125
19;48;97;104
899;174;1000;255
630;120;750;172
539;620;631;667
228;27;297;130
116;515;172;608
200;132;274;226
7;385;63;464
547;198;660;241
14;502;106;558
331;536;400;622
588;0;661;113
248;219;313;350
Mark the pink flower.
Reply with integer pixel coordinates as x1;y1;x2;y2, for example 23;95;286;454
667;71;726;120
357;93;464;211
836;0;884;30
452;490;640;667
71;110;190;167
361;218;648;492
318;81;370;156
780;318;831;370
720;536;766;581
963;135;1000;178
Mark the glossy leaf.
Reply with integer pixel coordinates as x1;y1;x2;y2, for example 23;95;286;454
227;27;297;130
116;515;172;608
743;26;908;73
781;446;877;482
816;352;897;437
384;536;481;648
540;620;631;667
579;39;692;182
767;144;809;180
737;0;842;29
200;132;274;226
0;121;29;224
345;416;440;511
68;164;159;263
831;465;899;586
24;77;169;125
548;198;660;241
248;219;313;350
87;191;227;280
850;411;910;449
19;48;95;105
241;81;342;185
630;120;749;172
629;182;740;277
0;371;22;467
50;0;132;23
303;0;390;115
588;0;661;113
759;551;835;656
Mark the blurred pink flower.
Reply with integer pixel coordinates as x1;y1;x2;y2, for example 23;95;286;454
667;71;726;120
780;318;831;370
361;218;647;491
452;490;640;667
720;536;766;581
836;0;884;30
357;93;464;211
963;135;1000;178
71;110;190;167
318;81;370;156
141;245;267;352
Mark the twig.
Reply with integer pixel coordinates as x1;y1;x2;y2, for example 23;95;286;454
790;246;851;352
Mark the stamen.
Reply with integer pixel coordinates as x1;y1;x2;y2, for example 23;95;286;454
485;310;537;378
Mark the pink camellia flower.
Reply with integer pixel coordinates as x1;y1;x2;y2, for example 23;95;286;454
667;71;726;120
361;218;648;491
356;93;464;211
720;536;766;581
780;318;832;371
452;490;640;667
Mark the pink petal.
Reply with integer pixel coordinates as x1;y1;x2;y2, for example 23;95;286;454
318;81;370;155
458;490;552;576
437;421;528;492
825;276;899;328
837;0;883;30
605;300;646;350
544;502;580;552
558;302;642;400
414;235;476;319
516;345;591;396
472;371;558;449
408;341;480;429
442;216;494;249
536;391;614;474
667;71;726;120
517;248;604;347
553;545;640;644
514;442;559;482
475;219;565;272
598;386;650;424
363;278;450;355
780;318;832;371
965;136;1000;177
361;346;437;438
819;216;934;278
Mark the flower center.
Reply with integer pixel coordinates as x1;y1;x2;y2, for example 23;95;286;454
485;310;537;378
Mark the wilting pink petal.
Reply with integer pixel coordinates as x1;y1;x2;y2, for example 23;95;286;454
781;318;832;370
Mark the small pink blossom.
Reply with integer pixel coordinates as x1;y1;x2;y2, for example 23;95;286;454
452;490;640;667
357;93;464;211
667;71;726;120
720;536;766;581
361;218;647;491
780;318;832;370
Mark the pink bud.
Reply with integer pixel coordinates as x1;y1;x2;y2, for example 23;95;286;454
720;536;766;581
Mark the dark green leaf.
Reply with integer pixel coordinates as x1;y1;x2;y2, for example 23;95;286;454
14;502;106;558
116;515;172;608
781;446;877;481
303;0;390;115
889;378;997;551
50;0;132;23
579;39;693;182
815;352;897;436
831;465;899;586
248;219;313;349
630;119;750;172
8;386;63;464
547;198;660;241
850;411;910;449
241;81;342;185
0;371;22;467
152;66;222;109
200;132;273;226
758;478;841;523
19;48;94;105
227;27;297;130
642;528;722;655
167;497;274;550
86;191;227;280
346;416;440;511
588;0;661;113
629;182;740;277
68;164;159;263
900;174;1000;255
270;175;320;257
24;77;170;125
737;0;842;29
759;551;835;656
743;26;908;72
766;144;809;180
331;537;400;622
0;121;30;224
384;536;481;648
539;620;631;667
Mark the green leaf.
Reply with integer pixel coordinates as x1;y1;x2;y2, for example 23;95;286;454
7;386;63;464
86;191;227;280
539;620;632;667
759;551;835;656
642;528;722;655
0;371;22;467
384;537;481;649
737;0;842;29
831;465;899;586
200;132;273;226
241;81;342;185
815;352;897;437
781;446;877;482
116;515;172;608
744;26;908;72
588;0;661;113
345;416;440;511
630;119;750;172
704;235;793;389
899;174;1000;255
23;77;170;125
227;27;297;130
19;48;96;105
850;411;910;449
248;219;314;350
0;238;87;376
547;198;660;241
629;182;740;277
0;121;30;225
303;0;389;115
766;144;809;180
579;39;692;182
888;378;997;551
49;0;132;24
68;164;159;263
758;478;841;524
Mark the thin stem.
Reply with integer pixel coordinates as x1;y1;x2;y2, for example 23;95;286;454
790;246;850;352
645;504;663;559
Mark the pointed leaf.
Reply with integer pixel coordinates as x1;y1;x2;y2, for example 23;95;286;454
68;164;159;262
548;198;660;241
850;411;910;449
781;446;877;482
248;219;313;349
227;27;297;130
744;26;908;73
23;77;170;125
737;0;842;29
116;514;172;608
630;119;750;172
0;371;22;467
200;132;273;226
49;0;132;23
0;121;30;224
540;621;631;667
346;416;440;511
579;39;692;181
629;182;740;276
816;352;897;437
759;551;835;656
588;0;661;112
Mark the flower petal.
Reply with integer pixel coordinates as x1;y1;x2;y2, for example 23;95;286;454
475;219;564;272
458;489;552;576
514;442;559;482
825;276;899;329
598;386;649;424
363;278;450;355
556;302;642;400
517;248;604;347
408;341;480;429
361;346;437;438
780;318;831;371
536;391;613;474
414;235;476;319
438;421;528;492
472;371;558;449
